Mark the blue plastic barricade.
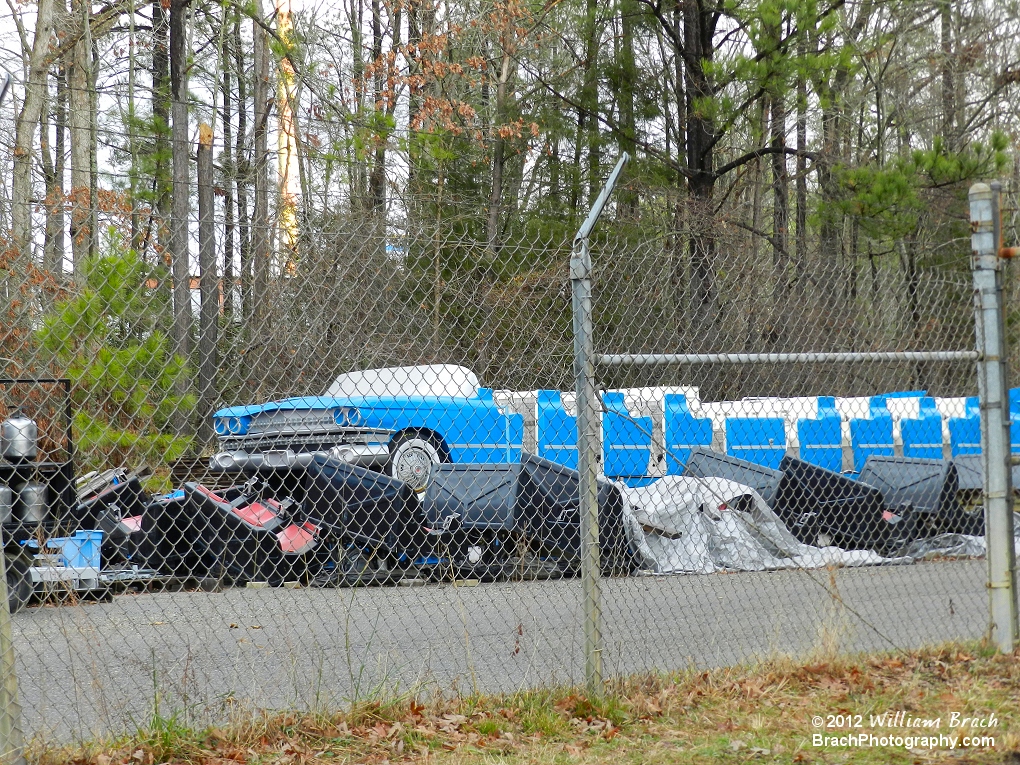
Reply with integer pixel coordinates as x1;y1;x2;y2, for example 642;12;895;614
901;396;944;460
798;396;843;473
725;417;786;469
536;390;578;470
965;396;980;417
948;415;981;457
850;399;894;472
601;392;653;480
663;394;713;475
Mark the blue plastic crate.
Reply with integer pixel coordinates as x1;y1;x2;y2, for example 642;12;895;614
46;530;103;569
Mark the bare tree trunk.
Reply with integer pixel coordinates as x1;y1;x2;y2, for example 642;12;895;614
43;65;66;289
813;0;873;308
681;0;719;348
276;0;300;260
548;138;560;201
167;0;192;436
432;168;445;356
580;0;598;207
770;89;789;344
221;26;235;320
88;33;99;260
233;15;251;321
939;0;955;150
900;233;923;385
372;0;400;217
170;0;192;365
486;135;506;252
150;0;170;260
486;51;510;252
350;0;367;206
367;0;386;212
128;0;141;250
672;0;685;188
252;0;271;324
665;0;687;346
747;99;765;358
197;123;218;445
795;39;807;288
405;0;422;194
12;0;56;256
68;0;92;277
40;89;54;259
616;0;638;218
569;106;584;221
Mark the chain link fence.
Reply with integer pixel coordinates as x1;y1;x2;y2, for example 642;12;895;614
0;133;1017;752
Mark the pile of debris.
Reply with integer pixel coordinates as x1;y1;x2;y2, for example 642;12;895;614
68;454;639;590
59;449;1007;594
620;449;1001;576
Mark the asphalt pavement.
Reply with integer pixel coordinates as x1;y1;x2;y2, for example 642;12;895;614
11;558;987;742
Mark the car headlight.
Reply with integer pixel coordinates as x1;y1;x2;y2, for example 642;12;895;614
334;407;363;427
214;415;250;435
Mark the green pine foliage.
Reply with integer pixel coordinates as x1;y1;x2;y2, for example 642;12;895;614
835;133;1009;242
37;243;195;471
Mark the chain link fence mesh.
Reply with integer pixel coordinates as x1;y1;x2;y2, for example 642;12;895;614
584;234;991;684
0;119;1015;746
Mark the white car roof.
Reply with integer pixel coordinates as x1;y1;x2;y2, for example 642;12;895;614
325;365;480;399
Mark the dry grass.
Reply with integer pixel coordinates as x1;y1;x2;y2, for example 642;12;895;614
33;641;1020;764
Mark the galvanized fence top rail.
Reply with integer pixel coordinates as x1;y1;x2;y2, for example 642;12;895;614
599;352;982;366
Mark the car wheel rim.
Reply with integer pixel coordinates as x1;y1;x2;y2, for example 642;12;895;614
394;440;438;491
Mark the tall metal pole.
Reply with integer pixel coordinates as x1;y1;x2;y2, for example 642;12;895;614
572;153;628;693
970;181;1018;652
0;562;24;765
572;234;603;692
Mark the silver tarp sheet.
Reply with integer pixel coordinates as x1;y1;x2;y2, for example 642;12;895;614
899;516;1020;560
618;476;909;574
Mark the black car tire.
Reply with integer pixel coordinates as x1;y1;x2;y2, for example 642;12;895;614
6;554;33;614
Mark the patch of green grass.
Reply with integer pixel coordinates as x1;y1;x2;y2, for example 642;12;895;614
513;691;570;737
473;716;507;737
136;711;198;762
563;693;629;728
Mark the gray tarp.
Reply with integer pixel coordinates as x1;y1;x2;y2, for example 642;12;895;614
618;477;908;574
899;514;1020;560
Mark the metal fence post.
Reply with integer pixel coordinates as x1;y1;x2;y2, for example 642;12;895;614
571;234;603;692
970;181;1018;652
571;153;628;693
0;549;26;765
